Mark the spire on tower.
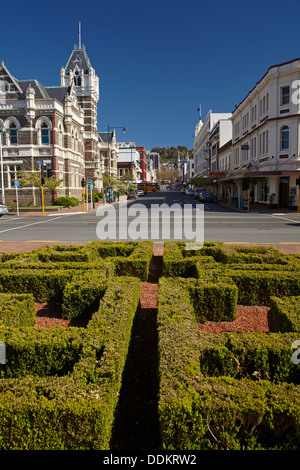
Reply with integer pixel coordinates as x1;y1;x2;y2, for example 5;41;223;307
79;21;81;49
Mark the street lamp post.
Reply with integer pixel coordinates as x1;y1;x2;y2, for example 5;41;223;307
107;125;126;185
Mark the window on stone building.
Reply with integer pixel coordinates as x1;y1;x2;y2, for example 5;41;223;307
8;164;21;187
58;123;63;147
281;86;290;106
280;126;289;150
74;71;81;87
9;122;18;145
41;122;50;145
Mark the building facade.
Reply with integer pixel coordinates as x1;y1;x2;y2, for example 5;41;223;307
193;111;232;176
117;143;142;183
217;58;300;209
0;43;112;206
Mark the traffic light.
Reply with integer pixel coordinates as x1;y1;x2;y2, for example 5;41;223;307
81;178;85;187
46;167;53;179
41;177;45;185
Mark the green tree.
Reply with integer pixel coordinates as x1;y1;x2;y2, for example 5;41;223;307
17;171;64;205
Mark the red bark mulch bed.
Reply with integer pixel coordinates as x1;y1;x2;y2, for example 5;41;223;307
197;305;270;334
34;302;88;328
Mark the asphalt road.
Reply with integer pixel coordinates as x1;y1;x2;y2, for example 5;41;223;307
0;190;299;244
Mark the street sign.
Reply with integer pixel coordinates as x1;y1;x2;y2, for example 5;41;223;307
90;184;93;189
14;181;19;187
87;179;92;184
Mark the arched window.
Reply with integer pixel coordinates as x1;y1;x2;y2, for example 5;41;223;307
58;122;63;147
75;131;79;152
9;121;18;145
281;126;289;150
74;71;81;87
41;122;50;145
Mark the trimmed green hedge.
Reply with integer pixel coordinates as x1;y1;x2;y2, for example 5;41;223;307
198;331;300;384
269;296;300;333
157;276;300;450
160;277;238;324
0;327;85;379
62;270;109;319
114;241;153;280
0;276;140;449
1;241;153;281
0;294;35;327
0;269;74;302
163;242;299;279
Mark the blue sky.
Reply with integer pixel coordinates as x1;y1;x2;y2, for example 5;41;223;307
1;0;300;150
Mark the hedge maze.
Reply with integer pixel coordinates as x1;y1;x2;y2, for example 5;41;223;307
158;242;300;450
0;241;152;449
1;240;300;450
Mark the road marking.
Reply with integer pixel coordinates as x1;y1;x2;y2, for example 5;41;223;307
48;212;86;216
0;213;77;234
263;213;300;224
0;217;22;223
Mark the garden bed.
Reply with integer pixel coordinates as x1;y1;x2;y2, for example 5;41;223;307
197;305;270;334
34;302;88;328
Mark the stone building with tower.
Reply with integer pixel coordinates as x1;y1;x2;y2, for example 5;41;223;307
0;41;112;206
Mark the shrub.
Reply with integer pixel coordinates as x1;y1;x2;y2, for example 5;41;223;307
268;296;300;332
0;293;35;327
114;241;153;280
221;270;300;305
0;269;74;302
62;270;109;319
55;197;79;207
0;276;140;449
157;275;300;450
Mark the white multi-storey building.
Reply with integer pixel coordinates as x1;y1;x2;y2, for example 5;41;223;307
219;58;300;209
193;110;232;176
117;142;142;183
209;118;232;172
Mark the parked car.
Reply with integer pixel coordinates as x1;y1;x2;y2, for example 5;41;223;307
0;204;8;217
137;189;144;196
198;191;214;202
127;190;138;200
194;188;205;199
185;188;194;196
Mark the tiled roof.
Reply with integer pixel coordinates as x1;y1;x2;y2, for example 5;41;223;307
46;86;71;103
98;132;113;143
18;80;50;100
65;48;91;74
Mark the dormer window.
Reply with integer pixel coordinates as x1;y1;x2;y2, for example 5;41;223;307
74;71;81;86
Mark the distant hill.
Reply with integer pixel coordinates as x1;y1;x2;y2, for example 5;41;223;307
150;146;193;162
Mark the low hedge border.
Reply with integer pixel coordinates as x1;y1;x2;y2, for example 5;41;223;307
0;241;153;281
62;270;109;319
0;276;140;449
157;277;300;450
268;295;300;333
162;242;299;279
0;293;35;327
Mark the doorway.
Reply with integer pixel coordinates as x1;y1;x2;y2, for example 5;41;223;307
279;178;289;208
